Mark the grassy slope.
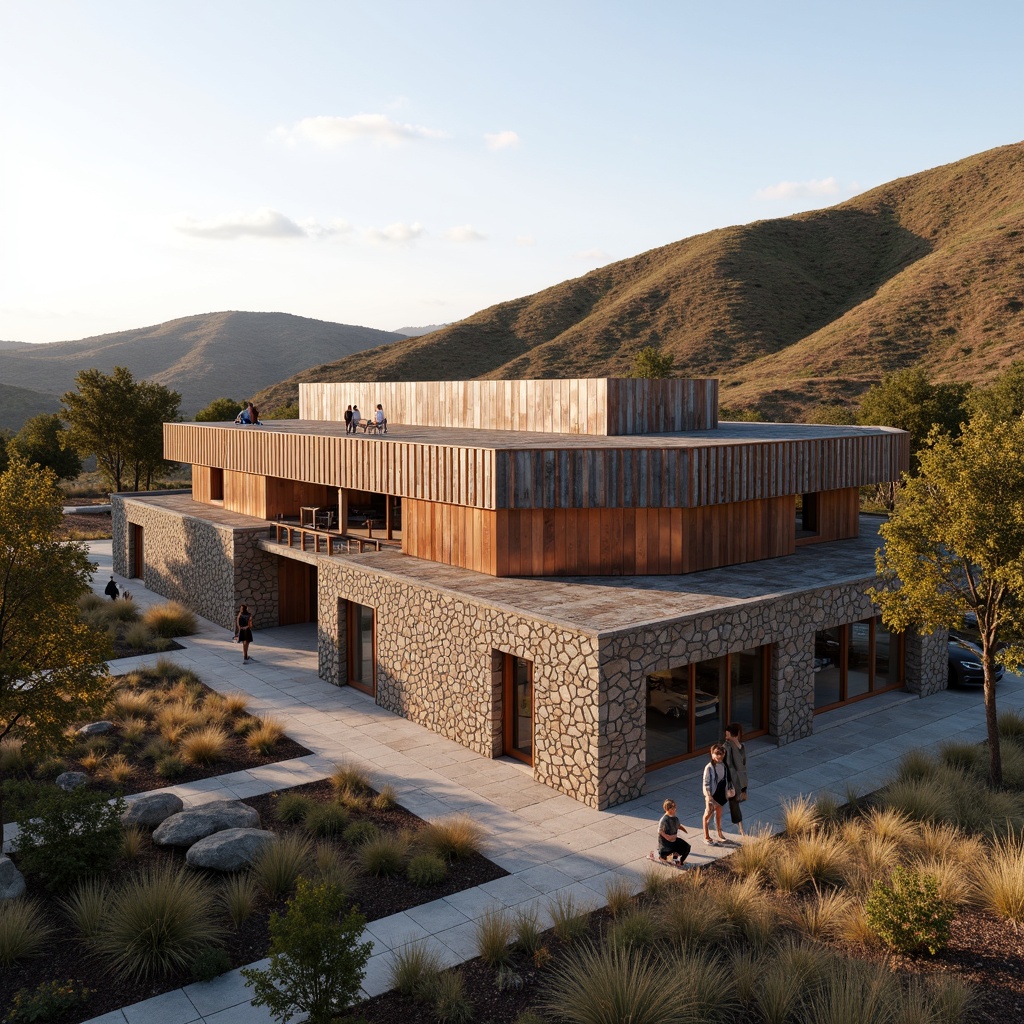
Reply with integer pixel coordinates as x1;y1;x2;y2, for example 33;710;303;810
0;311;404;418
0;382;61;431
254;141;1024;417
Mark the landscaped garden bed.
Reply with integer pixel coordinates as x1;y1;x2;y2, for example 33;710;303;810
77;594;194;659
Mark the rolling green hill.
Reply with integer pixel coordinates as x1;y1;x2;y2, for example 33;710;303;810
254;141;1024;419
0;311;403;421
0;382;61;432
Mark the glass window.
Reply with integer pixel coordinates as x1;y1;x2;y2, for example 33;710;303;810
646;668;690;767
729;648;766;734
847;620;872;698
347;602;375;695
694;656;725;750
874;616;900;688
814;628;843;708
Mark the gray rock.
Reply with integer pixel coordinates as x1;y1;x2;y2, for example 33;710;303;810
77;721;114;737
121;792;185;828
152;800;261;848
185;828;277;871
55;771;89;792
0;854;26;900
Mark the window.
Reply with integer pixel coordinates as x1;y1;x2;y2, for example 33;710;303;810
814;617;904;711
346;602;375;695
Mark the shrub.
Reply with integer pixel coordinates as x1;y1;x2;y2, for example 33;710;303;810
144;600;198;637
782;794;818;837
329;760;372;798
373;784;398;810
59;878;110;941
388;940;446;998
310;844;360;895
222;872;260;928
14;787;125;892
970;828;1024;926
407;851;448;887
155;754;186;779
252;834;312;898
246;715;286;754
4;980;92;1024
242;880;372;1024
179;725;230;765
0;899;53;966
420;814;486;861
430;970;473;1024
0;736;30;773
607;907;659;951
603;875;636;919
118;715;149;744
787;889;853;941
221;691;251;716
274;791;316;824
791;832;848;888
865;866;954;955
342;819;379;847
121;824;147;859
358;834;408;876
998;709;1024;744
122;621;159;651
548;890;592;943
474;907;515;968
95;865;223;980
101;753;134;783
303;802;350;838
189;943;233;983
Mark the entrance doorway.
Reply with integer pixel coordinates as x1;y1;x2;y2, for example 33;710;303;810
131;524;144;579
346;602;376;695
278;559;317;625
502;654;533;765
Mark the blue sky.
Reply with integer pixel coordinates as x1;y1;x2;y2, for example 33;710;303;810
2;0;1021;343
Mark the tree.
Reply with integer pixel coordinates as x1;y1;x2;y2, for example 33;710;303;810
968;360;1024;423
10;413;82;480
629;345;675;379
242;879;372;1024
858;367;972;509
0;455;111;826
870;414;1024;787
196;397;244;422
804;403;856;426
0;429;12;475
62;366;181;492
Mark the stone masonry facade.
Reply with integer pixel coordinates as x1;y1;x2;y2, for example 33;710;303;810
112;496;279;631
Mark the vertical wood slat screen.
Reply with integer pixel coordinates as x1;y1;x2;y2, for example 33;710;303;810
299;379;719;434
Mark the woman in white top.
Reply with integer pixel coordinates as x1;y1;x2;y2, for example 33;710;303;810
702;743;730;844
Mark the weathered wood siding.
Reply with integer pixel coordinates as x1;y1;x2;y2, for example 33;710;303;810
221;470;334;519
795;487;861;546
299;379;719;435
402;496;797;576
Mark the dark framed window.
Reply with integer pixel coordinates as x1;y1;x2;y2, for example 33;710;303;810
346;602;376;695
502;654;533;765
814;616;904;711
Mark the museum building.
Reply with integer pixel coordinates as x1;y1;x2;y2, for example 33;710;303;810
111;378;947;808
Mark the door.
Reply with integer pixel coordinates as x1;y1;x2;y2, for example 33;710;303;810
346;602;376;695
131;524;144;579
503;654;533;765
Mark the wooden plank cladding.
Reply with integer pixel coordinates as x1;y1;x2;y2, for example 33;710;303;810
299;379;719;435
402;497;797;576
796;487;861;546
166;422;907;513
222;471;334;520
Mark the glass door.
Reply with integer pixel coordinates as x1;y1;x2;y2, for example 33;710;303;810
346;602;375;695
503;654;533;765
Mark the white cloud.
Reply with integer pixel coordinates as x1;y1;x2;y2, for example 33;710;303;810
444;224;486;243
484;130;520;151
274;114;449;148
364;221;424;244
299;217;353;239
175;208;307;240
754;176;842;201
573;247;610;263
515;234;536;247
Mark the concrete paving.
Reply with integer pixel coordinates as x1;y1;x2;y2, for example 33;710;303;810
28;542;1021;1024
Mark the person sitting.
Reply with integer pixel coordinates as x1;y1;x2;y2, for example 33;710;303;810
235;403;253;424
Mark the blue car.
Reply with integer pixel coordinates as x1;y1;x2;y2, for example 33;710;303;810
948;635;1003;688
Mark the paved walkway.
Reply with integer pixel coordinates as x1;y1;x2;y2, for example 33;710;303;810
31;542;1022;1024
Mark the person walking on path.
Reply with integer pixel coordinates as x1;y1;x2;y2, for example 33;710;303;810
235;603;255;662
344;405;354;433
104;575;120;600
724;723;748;836
648;798;691;866
702;743;731;844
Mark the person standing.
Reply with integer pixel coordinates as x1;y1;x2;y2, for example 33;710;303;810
702;743;730;844
351;405;361;433
104;575;120;600
344;405;354;433
236;603;255;662
373;404;386;433
724;723;748;836
649;798;690;866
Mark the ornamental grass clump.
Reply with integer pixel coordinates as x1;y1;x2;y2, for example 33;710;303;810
310;844;360;895
474;907;516;968
781;794;819;837
221;872;260;928
406;851;447;887
246;715;285;755
387;940;447;998
0;899;54;966
603;875;636;919
179;725;230;764
358;833;409;877
792;831;849;889
329;760;372;799
420;814;486;861
60;878;110;941
512;905;545;958
787;888;854;941
970;827;1024;926
548;890;592;944
864;865;954;955
303;801;350;838
143;600;198;637
252;834;312;897
274;791;315;824
95;865;223;981
606;907;659;952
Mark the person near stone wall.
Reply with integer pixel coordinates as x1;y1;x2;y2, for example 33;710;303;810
236;603;255;662
724;723;748;836
702;743;730;844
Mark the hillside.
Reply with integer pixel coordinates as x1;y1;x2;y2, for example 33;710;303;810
0;382;61;432
0;312;403;419
254;142;1024;419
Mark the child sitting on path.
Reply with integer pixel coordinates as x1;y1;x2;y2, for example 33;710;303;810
649;798;691;866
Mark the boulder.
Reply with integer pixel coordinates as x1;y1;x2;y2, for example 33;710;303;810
185;828;277;871
122;792;185;829
55;771;89;792
152;800;261;848
77;721;114;737
0;854;26;900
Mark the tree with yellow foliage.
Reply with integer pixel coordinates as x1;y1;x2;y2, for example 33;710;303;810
0;455;111;826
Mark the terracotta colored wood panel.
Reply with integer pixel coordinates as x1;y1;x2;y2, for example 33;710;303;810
795;487;861;546
278;557;317;626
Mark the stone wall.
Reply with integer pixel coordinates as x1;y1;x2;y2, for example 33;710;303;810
112;497;278;630
317;559;606;807
905;629;949;697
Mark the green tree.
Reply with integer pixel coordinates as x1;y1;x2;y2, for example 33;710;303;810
62;366;181;492
242;879;372;1024
870;414;1024;786
10;413;82;480
196;397;243;422
804;403;856;425
264;404;300;420
968;360;1024;423
0;429;12;475
629;345;675;379
0;455;111;826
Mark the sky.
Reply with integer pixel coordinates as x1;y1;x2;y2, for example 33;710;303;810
1;0;1022;345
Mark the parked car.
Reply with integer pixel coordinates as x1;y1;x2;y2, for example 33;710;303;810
948;635;1004;688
